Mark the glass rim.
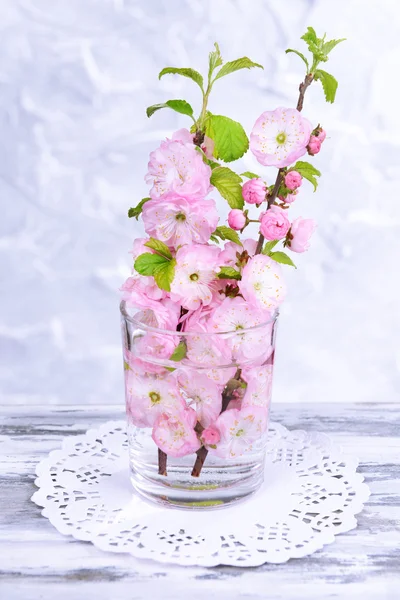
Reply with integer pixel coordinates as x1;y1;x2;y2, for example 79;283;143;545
120;300;279;337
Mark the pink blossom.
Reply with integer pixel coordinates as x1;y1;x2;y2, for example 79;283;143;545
260;205;291;241
209;406;269;459
239;254;286;311
170;244;220;310
146;134;211;200
152;407;201;457
281;192;298;204
318;128;326;142
185;327;232;369
120;276;165;309
201;135;215;160
242;365;273;408
284;171;302;191
209;296;273;362
201;425;221;447
250;107;312;168
219;239;257;268
287;217;317;253
142;194;218;247
228;209;246;231
242;178;266;205
307;136;321;155
135;332;178;363
125;372;186;427
178;370;222;428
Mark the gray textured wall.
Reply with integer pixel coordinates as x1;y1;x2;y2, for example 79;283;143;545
1;0;399;405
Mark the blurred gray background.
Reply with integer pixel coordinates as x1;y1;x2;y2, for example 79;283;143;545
1;0;399;405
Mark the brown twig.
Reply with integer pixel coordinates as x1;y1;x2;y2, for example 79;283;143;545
158;448;167;476
255;72;314;256
191;369;242;478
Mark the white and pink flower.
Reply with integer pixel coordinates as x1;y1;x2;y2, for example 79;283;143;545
239;254;286;311
242;177;266;205
250;107;312;168
287;217;317;253
125;372;186;428
152;407;201;457
209;406;269;459
170;244;221;310
142;194;219;247
209;296;273;362
146;133;212;200
178;369;222;428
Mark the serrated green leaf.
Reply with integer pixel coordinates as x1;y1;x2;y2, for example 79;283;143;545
158;67;204;91
128;197;150;219
241;171;260;179
208;42;223;80
285;48;309;71
213;57;263;82
134;253;168;276
314;69;338;103
169;341;187;362
153;258;176;292
210;166;244;209
207;114;249;162
262;240;279;255
144;238;172;260
269;251;296;268
301;26;318;45
322;38;346;56
217;266;241;280
291;161;321;192
214;225;242;246
146;99;194;118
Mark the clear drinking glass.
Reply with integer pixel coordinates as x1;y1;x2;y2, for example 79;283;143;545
120;300;278;509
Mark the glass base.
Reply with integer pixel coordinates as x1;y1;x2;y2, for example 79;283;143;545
128;428;265;509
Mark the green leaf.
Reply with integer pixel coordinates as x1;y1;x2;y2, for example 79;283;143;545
208;42;223;80
291;160;321;192
207;114;249;162
146;99;194;118
213;225;242;246
134;253;168;276
262;240;279;255
128;197;150;220
158;67;204;91
153;258;176;292
322;38;346;56
269;251;297;268
213;57;263;82
301;26;318;45
241;171;260;179
144;238;172;260
169;341;187;362
314;69;338;103
285;48;309;71
210;166;244;209
217;266;241;280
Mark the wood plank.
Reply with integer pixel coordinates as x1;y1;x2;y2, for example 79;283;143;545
0;403;399;599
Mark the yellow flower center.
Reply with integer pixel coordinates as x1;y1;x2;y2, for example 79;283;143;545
149;391;161;404
190;273;199;281
276;131;287;145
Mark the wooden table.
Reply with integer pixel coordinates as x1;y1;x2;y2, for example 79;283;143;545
1;403;399;599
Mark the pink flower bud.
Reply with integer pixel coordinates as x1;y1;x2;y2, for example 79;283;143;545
228;209;246;231
201;425;221;447
318;128;326;142
287;217;317;253
284;171;303;191
242;177;266;205
201;135;215;160
307;136;322;156
259;205;291;241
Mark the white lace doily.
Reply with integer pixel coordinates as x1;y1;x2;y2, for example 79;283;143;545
31;421;370;567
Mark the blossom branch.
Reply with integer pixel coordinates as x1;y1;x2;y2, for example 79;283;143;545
255;73;314;256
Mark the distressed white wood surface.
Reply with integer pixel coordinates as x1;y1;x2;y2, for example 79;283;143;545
0;403;399;600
